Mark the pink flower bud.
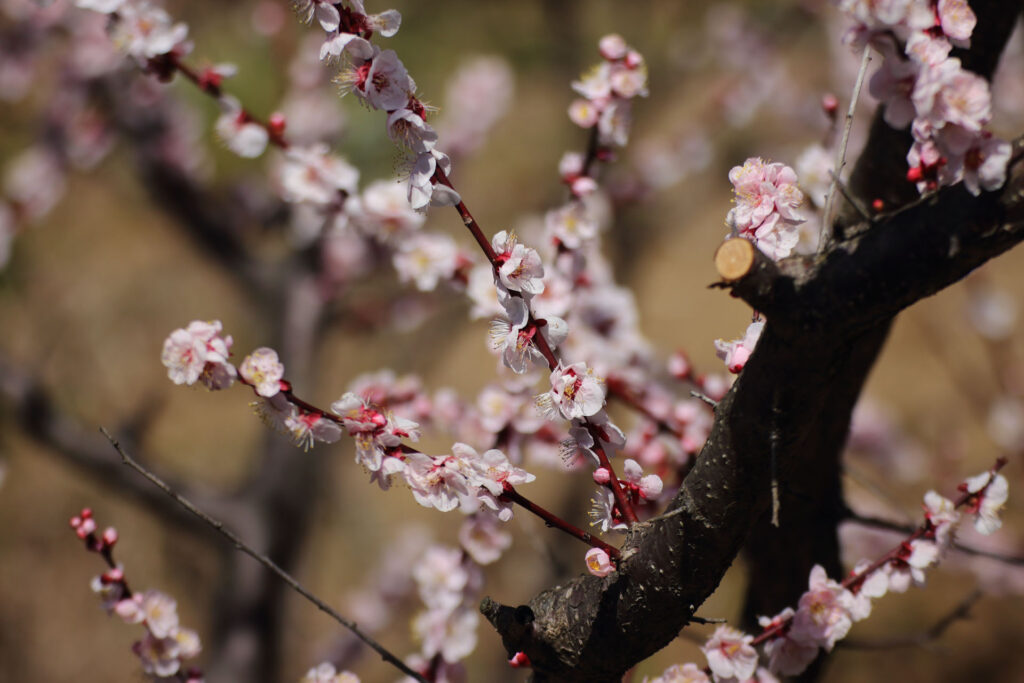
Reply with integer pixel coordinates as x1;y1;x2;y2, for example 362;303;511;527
593;467;611;485
822;93;839;115
668;350;691;380
585;547;614;577
509;651;531;668
102;527;119;547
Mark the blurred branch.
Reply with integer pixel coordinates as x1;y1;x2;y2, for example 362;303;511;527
0;355;228;534
840;589;982;651
846;510;1024;566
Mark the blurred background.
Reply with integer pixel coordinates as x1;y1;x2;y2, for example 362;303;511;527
1;0;1024;681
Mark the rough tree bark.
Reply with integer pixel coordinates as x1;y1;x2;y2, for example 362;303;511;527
482;3;1024;680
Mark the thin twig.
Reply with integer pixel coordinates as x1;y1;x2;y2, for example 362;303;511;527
829;169;873;222
689;390;718;409
100;428;428;683
820;45;872;253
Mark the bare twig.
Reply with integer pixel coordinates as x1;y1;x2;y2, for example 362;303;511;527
100;428;428;683
820;45;872;253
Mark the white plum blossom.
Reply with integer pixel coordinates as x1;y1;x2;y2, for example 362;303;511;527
387;108;439;155
239;347;285;397
491;230;545;295
404;452;470;512
356;49;413;111
964;471;1009;535
714;319;764;374
545;202;599;249
112;3;190;61
887;538;940;592
293;0;341;32
463;445;536;521
279;144;360;205
727;157;805;260
923;489;960;548
354;179;426;239
585;547;614;577
702;625;758;681
407;149;461;210
215;97;269;159
413;605;478;663
538;362;606;420
392;232;460;291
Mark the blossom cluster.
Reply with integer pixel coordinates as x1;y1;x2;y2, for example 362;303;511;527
644;465;1009;681
293;0;460;210
840;0;1011;195
568;34;649;149
299;663;359;683
726;158;806;261
404;545;483;681
70;508;203;681
162;321;538;520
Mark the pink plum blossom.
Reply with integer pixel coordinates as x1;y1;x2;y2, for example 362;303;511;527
214;98;269;159
727;157;804;260
759;608;819;676
715;320;764;374
789;565;855;651
392;232;460;291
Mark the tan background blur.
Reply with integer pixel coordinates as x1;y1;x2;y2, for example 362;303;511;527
1;1;1023;681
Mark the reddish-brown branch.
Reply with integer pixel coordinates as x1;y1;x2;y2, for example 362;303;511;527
501;485;622;560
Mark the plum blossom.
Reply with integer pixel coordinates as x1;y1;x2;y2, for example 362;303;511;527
545;202;599;249
300;663;359;683
459;514;511;564
702;625;758;681
392;232;460;291
538;362;606;420
923;490;960;548
387;108;439;154
643;663;710;683
355;49;413;111
279;144;359;205
963;471;1009;535
293;0;342;32
727;158;805;260
714;320;764;374
463;445;536;521
111;3;190;61
404;452;471;512
214;98;269;158
407;149;461;210
789;565;855;651
436;56;515;158
354;179;426;239
413;605;478;663
491;230;545;295
759;608;819;676
887;538;940;592
161;320;236;390
585;547;614;577
239;347;284;397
